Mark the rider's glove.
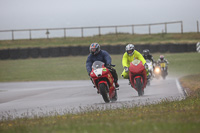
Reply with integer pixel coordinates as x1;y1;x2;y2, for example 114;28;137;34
106;64;112;69
144;63;148;69
124;67;129;72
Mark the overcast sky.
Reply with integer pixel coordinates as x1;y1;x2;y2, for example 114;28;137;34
0;0;200;32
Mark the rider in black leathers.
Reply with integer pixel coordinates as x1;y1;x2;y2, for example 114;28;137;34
142;49;155;64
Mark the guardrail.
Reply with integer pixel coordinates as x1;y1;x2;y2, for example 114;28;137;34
0;21;184;41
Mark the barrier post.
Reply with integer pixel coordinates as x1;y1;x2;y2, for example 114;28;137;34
132;25;134;35
181;21;183;34
29;30;32;40
81;28;84;38
165;23;167;34
98;27;101;36
46;29;50;39
115;26;118;36
149;25;151;35
12;30;14;40
64;28;66;38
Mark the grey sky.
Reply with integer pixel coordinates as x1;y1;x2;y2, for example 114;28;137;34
0;0;200;32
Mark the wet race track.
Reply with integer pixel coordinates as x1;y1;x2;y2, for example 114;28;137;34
0;77;185;119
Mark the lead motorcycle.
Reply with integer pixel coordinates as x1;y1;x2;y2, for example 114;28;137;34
129;59;147;96
90;61;118;103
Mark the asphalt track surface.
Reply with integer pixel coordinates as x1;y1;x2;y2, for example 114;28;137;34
0;77;185;120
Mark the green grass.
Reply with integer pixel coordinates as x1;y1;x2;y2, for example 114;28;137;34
0;56;89;82
159;53;200;77
180;74;200;93
0;52;200;82
0;33;200;49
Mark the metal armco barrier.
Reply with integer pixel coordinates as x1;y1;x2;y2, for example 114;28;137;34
0;44;197;60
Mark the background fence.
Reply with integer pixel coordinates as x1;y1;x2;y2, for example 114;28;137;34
0;21;187;41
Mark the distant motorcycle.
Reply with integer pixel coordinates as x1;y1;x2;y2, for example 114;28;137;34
90;61;118;103
159;62;168;79
153;62;168;79
129;59;147;96
146;59;154;85
146;59;153;79
153;64;161;79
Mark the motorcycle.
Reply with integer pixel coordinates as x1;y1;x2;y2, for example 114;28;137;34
90;61;118;103
153;63;161;79
129;59;147;96
159;62;168;79
146;59;153;79
146;59;154;85
153;62;168;79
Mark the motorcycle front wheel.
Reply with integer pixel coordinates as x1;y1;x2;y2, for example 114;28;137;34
111;90;118;102
99;83;110;103
162;71;166;80
135;78;144;96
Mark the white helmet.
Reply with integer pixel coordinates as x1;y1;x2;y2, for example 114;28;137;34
126;44;135;56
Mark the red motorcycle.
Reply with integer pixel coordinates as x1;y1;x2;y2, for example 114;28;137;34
129;59;147;96
90;61;118;103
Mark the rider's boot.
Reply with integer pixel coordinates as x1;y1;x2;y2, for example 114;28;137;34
115;82;119;88
111;69;119;88
114;79;119;88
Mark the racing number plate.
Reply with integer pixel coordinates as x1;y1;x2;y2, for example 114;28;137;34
160;63;166;68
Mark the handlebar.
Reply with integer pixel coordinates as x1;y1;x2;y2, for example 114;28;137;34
106;64;115;68
110;64;115;67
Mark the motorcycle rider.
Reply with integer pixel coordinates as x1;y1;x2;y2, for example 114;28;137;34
157;55;169;75
121;44;149;80
143;49;156;79
142;49;155;64
86;43;119;88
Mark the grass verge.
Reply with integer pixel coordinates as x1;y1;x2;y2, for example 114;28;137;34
179;74;200;95
0;52;200;82
0;33;199;49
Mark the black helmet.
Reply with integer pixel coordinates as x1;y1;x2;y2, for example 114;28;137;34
89;43;100;55
143;49;150;56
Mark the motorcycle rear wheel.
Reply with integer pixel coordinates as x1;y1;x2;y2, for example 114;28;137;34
99;83;110;103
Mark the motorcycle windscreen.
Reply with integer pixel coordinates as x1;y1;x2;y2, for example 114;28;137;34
132;59;141;66
92;61;105;70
